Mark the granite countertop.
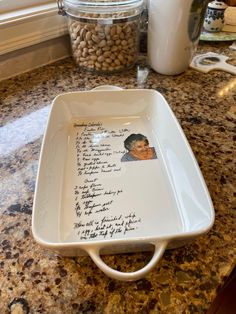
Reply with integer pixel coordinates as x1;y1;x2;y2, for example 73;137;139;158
0;41;236;313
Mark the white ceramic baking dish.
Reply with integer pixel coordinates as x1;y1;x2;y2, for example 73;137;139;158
32;86;214;281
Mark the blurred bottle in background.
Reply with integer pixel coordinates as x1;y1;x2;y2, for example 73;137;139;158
139;0;148;53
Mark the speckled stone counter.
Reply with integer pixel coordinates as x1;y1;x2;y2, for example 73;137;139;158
1;41;236;314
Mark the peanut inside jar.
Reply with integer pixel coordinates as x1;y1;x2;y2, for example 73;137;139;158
68;18;140;73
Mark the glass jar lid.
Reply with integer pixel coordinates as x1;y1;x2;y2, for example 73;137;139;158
64;0;142;8
61;0;144;19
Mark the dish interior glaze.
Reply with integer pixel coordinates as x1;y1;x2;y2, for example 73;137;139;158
60;116;182;243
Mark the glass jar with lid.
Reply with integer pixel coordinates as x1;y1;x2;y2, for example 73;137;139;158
58;0;144;73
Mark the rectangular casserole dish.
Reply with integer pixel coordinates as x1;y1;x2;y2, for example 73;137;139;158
32;86;214;281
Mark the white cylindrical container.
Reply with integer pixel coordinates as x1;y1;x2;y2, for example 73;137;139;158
147;0;208;75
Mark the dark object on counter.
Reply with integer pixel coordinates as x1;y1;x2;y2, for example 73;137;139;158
207;267;236;314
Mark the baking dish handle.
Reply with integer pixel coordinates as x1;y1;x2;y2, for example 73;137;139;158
87;241;167;281
91;85;123;91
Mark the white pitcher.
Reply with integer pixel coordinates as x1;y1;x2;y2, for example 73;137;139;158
148;0;209;75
